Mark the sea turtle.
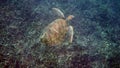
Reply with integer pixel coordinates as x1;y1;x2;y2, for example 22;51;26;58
40;8;74;46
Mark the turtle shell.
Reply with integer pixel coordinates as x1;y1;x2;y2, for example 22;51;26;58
40;19;68;46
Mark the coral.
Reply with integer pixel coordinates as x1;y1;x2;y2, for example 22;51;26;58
0;0;120;68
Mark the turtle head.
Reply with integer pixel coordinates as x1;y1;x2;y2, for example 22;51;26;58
66;15;74;21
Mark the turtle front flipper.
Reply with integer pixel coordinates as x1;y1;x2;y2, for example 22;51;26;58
52;8;65;18
66;25;74;44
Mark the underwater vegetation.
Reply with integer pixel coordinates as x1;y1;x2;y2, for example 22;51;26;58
0;0;120;68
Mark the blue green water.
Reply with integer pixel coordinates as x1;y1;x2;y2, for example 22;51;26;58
0;0;120;68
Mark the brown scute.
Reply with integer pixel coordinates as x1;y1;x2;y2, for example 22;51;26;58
41;19;68;46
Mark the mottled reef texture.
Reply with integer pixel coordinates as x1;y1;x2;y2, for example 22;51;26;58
0;0;120;68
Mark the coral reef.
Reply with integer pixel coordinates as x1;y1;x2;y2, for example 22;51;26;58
0;0;120;68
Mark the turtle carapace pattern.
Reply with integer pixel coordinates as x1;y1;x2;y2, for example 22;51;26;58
40;8;74;46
